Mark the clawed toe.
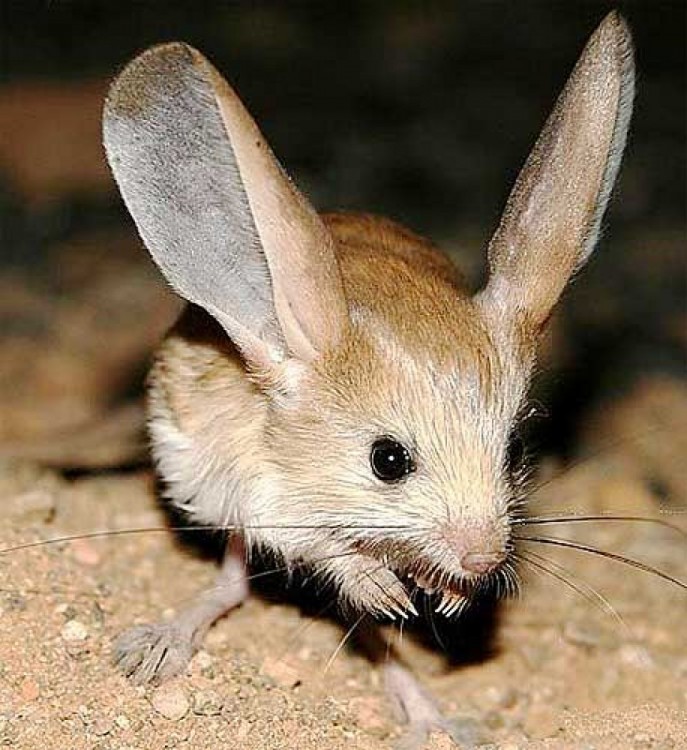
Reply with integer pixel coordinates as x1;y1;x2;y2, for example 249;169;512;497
114;623;195;684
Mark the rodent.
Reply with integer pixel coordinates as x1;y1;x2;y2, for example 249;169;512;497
102;11;634;743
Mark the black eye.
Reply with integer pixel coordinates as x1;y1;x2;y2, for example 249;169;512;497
370;437;414;483
506;432;526;473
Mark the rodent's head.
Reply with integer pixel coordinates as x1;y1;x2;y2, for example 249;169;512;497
103;14;634;616
263;256;534;611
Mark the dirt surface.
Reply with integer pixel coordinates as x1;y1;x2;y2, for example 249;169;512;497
0;378;685;750
0;5;684;748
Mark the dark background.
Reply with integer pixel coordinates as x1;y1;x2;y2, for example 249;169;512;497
0;0;684;462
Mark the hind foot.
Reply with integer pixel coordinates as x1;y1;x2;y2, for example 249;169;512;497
385;661;485;749
115;621;195;684
114;536;248;684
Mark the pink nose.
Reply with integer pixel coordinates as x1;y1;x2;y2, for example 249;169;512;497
461;552;504;575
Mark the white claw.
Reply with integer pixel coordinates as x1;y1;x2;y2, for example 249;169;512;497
391;596;415;620
436;591;468;618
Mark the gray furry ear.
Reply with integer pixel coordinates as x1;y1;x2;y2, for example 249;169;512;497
103;43;348;369
478;12;635;331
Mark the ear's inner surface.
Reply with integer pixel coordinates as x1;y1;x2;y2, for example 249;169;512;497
481;13;634;331
104;43;348;368
104;45;285;362
206;57;348;362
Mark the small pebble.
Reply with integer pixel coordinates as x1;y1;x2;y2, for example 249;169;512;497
348;696;385;732
192;689;223;716
522;705;561;739
91;717;112;736
235;718;252;740
150;683;189;721
529;684;555;703
563;621;606;648
61;620;88;643
483;685;518;710
192;650;213;671
7;489;56;524
425;730;457;750
70;539;101;567
260;655;301;688
4;594;26;612
114;714;130;730
618;644;655;670
205;628;229;647
190;650;216;679
19;678;40;702
485;709;508;731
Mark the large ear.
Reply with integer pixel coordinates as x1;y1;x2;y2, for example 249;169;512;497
103;43;348;369
477;12;634;332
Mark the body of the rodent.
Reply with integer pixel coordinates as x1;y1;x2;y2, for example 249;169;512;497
103;11;634;738
148;211;527;617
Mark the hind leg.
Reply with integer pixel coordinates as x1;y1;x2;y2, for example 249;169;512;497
115;535;248;684
383;660;484;749
356;623;484;749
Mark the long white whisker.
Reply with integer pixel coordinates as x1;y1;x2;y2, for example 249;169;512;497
324;613;366;674
514;535;687;590
516;549;627;632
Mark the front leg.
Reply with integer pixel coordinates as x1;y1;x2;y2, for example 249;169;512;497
115;535;249;684
319;551;417;620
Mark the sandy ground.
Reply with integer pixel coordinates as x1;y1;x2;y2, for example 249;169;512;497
0;378;685;750
0;200;682;750
0;8;684;744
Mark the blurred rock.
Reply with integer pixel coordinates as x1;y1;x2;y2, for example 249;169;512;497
580;375;687;504
0;80;111;207
261;655;302;689
0;458;62;522
0;231;181;468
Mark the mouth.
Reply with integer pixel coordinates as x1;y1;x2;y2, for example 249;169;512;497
387;556;480;618
350;539;506;619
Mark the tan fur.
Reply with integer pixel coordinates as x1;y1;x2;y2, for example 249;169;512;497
148;212;529;612
480;12;634;329
104;12;634;617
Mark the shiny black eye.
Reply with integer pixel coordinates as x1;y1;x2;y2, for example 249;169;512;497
370;437;414;482
506;432;526;473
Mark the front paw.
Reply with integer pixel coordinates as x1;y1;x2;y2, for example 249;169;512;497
114;622;195;685
334;557;417;620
